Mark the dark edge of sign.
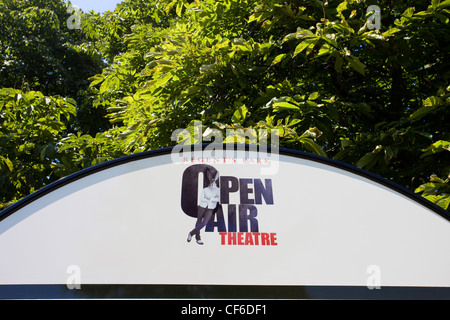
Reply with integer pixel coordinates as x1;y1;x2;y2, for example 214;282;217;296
1;284;450;300
1;143;448;223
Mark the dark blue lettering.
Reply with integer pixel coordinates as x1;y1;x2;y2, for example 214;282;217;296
239;205;259;232
254;179;274;205
220;176;239;204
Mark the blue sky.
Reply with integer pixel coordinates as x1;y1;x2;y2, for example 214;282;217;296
68;0;123;13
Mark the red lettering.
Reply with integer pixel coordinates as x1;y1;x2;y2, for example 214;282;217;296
270;233;278;246
245;232;254;245
238;232;244;245
261;233;270;245
252;232;260;245
228;232;237;245
219;232;227;245
219;232;278;246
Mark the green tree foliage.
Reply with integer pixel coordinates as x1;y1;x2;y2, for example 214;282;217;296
0;0;110;134
0;0;109;209
0;0;103;97
0;88;76;208
1;0;449;211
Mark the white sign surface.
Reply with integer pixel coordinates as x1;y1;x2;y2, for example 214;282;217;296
0;147;449;293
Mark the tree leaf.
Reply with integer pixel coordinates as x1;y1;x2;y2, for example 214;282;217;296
1;156;13;171
357;152;377;169
299;137;327;157
273;101;300;111
345;56;366;75
272;53;287;65
308;92;319;100
293;38;316;57
176;2;183;17
334;54;344;73
421;140;450;158
409;96;443;120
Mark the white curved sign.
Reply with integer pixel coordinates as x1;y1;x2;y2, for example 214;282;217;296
0;146;449;299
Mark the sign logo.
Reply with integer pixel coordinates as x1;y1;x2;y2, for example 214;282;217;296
181;164;277;246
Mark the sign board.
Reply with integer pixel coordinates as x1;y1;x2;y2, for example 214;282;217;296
0;145;449;299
